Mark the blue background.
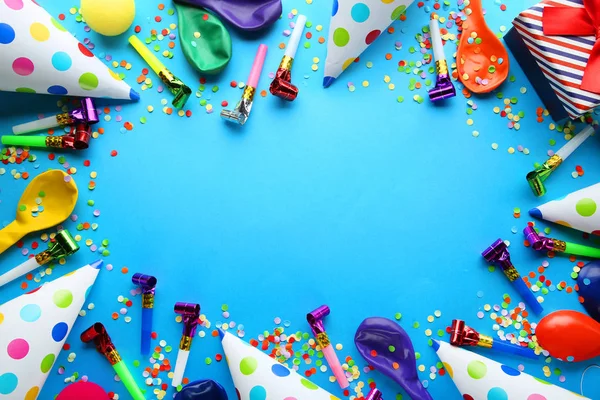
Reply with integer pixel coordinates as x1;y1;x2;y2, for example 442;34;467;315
1;0;600;399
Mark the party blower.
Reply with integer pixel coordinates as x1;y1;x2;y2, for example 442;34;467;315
307;305;349;388
365;388;383;400
2;124;92;150
428;18;455;101
129;35;192;109
0;230;79;287
269;15;306;101
172;302;201;387
81;323;145;400
221;44;267;125
450;319;537;359
482;239;543;314
12;98;98;135
132;273;157;355
526;125;595;196
524;225;600;258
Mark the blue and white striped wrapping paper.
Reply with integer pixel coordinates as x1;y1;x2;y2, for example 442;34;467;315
512;0;600;119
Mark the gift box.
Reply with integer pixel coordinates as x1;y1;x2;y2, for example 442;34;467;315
506;0;600;121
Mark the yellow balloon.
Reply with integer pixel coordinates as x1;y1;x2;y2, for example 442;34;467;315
80;0;135;36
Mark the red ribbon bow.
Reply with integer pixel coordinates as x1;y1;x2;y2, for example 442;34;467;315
543;0;600;94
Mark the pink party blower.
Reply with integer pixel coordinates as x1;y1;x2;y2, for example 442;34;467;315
307;305;349;388
221;44;267;125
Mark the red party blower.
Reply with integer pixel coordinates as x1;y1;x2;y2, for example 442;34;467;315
536;310;600;362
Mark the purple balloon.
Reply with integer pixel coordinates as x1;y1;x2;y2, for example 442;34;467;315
578;260;600;323
355;317;432;400
173;0;282;31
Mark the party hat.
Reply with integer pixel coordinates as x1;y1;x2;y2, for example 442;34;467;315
432;340;587;399
219;330;341;400
323;0;414;87
0;260;103;399
0;0;138;100
529;182;600;234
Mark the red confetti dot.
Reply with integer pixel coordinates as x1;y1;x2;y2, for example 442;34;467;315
126;300;133;307
59;13;65;20
83;160;91;167
500;4;507;10
230;80;237;87
306;32;312;39
200;77;207;84
221;100;228;107
31;242;38;250
433;3;440;9
135;25;141;33
110;150;118;157
48;153;55;161
155;16;162;22
215;354;223;362
63;343;71;351
16;241;24;248
185;110;192;117
151;332;158;339
417;1;424;7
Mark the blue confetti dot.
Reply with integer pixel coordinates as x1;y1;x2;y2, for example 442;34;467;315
584;278;591;285
52;322;69;342
20;304;41;322
351;3;370;23
0;373;18;395
0;23;15;44
271;364;290;377
500;365;520;376
51;51;72;71
487;387;508;400
48;85;68;95
249;385;267;400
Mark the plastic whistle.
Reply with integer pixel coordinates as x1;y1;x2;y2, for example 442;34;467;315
129;35;191;109
172;302;200;388
428;19;455;101
450;319;537;359
527;125;595;196
221;44;267;125
0;230;79;287
482;239;543;315
81;323;146;400
524;226;600;259
307;305;349;388
269;15;306;101
2;123;92;150
12;98;98;135
132;273;157;355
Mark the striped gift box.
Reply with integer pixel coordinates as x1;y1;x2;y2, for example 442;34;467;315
512;0;600;119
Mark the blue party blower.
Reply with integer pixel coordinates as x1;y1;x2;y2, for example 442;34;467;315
132;273;157;355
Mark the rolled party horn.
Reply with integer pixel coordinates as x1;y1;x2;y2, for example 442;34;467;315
172;302;201;387
450;319;537;359
129;35;192;109
0;229;79;287
269;15;306;101
482;239;543;314
428;19;455;101
524;225;600;258
12;98;98;135
81;323;146;400
2;123;92;150
132;273;157;355
221;44;267;125
365;388;383;400
526;125;595;197
307;305;349;388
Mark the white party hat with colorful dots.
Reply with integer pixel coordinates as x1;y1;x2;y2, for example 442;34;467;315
323;0;414;87
0;260;102;400
219;330;341;400
433;340;587;399
530;182;600;235
0;0;138;100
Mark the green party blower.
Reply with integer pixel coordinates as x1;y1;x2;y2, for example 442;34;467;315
1;124;91;150
81;323;146;400
524;226;600;258
128;35;191;109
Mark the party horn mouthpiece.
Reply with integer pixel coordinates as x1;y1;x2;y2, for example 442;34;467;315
365;388;383;400
12;98;98;135
160;70;192;109
307;305;330;335
526;160;557;197
132;273;157;294
45;229;79;260
221;86;254;125
481;239;509;265
81;323;120;364
175;302;201;337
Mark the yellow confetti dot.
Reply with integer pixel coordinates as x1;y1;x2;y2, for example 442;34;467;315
362;80;369;87
388;83;395;90
466;119;474;125
490;55;497;62
170;23;177;30
194;32;201;38
508;147;515;154
425;329;432;336
383;75;391;83
472;130;479;137
335;343;343;350
178;110;185;117
520;87;527;94
147;105;154;113
549;123;556;130
311;64;318;71
291;8;298;14
316;25;323;31
493;107;500;113
462;73;469;80
90;171;97;179
312;57;320;63
514;123;521;130
427;315;434;323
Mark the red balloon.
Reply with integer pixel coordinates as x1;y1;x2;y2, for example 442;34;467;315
56;381;108;400
536;310;600;361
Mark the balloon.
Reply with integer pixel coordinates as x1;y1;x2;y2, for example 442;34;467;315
175;379;228;400
354;317;433;400
80;0;135;36
536;310;600;361
577;260;600;323
56;381;108;400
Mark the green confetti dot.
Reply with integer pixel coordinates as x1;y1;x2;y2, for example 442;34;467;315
58;156;66;164
395;312;402;320
437;329;445;337
165;345;172;352
397;96;404;103
304;42;311;49
133;360;140;367
38;191;45;197
549;139;556;146
205;357;212;365
212;85;219;93
415;352;421;360
413;321;420;328
19;204;27;212
388;345;396;352
101;239;109;246
102;250;110;257
488;266;496;273
221;304;229;311
87;200;95;206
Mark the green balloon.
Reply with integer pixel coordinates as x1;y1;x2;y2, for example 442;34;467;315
175;2;232;74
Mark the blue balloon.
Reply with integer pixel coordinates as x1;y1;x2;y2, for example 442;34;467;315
577;260;600;323
175;379;228;400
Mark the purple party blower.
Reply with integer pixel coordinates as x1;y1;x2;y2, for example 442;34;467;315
355;317;433;400
13;98;99;135
365;388;383;400
132;273;157;355
482;239;543;315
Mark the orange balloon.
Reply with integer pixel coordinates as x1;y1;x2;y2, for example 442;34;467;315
536;310;600;361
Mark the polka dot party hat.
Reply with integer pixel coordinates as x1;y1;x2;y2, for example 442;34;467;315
219;330;341;400
432;340;588;400
530;182;600;235
0;260;102;399
0;0;138;100
323;0;414;87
